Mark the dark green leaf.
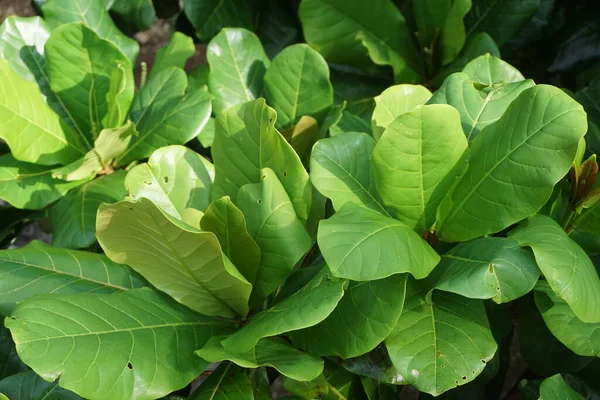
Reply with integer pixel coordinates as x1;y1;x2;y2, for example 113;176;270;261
0;370;81;400
184;0;253;42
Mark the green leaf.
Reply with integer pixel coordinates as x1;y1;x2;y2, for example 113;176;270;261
42;0;139;61
150;32;195;78
330;108;372;136
6;288;234;400
45;23;133;141
221;276;346;352
436;85;587;242
102;61;134;129
341;346;404;385
51;150;102;181
207;28;270;114
196;336;323;381
0;370;81;400
94;120;138;166
361;377;397;400
461;54;525;85
539;374;585;400
110;0;156;32
281;115;322;164
115;68;212;166
372;104;468;233
0;154;87;210
310;132;388;215
49;171;127;249
426;237;539;303
188;64;209;92
264;44;333;130
212;98;312;223
0;325;28;379
428;72;534;140
290;274;407;358
577;76;600;128
197;117;215;148
236;168;312;304
0;59;87;165
509;215;600;323
96;197;251;318
319;201;439;282
0;16;49;82
257;0;301;58
385;279;497;396
0;240;145;316
200;196;260;285
464;0;540;46
371;84;432;140
189;362;254;400
125;145;214;225
283;374;329;399
184;0;253;42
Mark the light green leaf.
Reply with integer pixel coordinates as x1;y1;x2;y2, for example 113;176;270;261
6;288;234;400
197;116;215;148
196;337;323;381
49;171;127;249
385;279;497;396
212;98;312;223
371;84;432;140
207;28;270;113
125;145;214;224
0;240;144;316
0;154;87;210
236;168;312;305
290;274;407;358
0;325;28;379
310;132;388;215
426;237;539;303
45;23;133;141
94;120;138;166
51;150;102;181
200;196;260;285
0;59;87;165
110;0;156;31
428;72;534;140
264;44;333;130
102;61;134;129
462;54;525;85
184;0;253;42
0;370;81;400
96;198;251;318
372;104;468;233
318;202;440;281
151;32;195;78
188;64;209;91
509;215;600;323
189;362;253;400
42;0;139;61
539;374;585;400
436;85;587;242
222;276;346;352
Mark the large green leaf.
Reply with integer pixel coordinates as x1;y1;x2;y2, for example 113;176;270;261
45;23;133;141
461;54;525;85
49;171;127;249
6;288;233;400
385;279;497;396
102;62;135;129
0;325;27;379
436;85;587;242
310;132;388;215
110;0;156;32
538;374;585;400
428;72;534;140
299;0;421;82
42;0;139;60
0;370;81;400
150;32;195;79
125;145;213;225
0;240;145;316
0;60;86;165
0;154;87;210
236;168;312;304
207;28;270;113
371;84;432;140
509;215;600;323
212;98;312;223
318;200;440;281
221;276;346;352
115;68;212;166
190;362;261;400
290;274;407;358
184;0;253;42
196;336;323;381
96;198;251;318
372;104;468;233
200;196;260;285
426;237;539;303
264;44;333;130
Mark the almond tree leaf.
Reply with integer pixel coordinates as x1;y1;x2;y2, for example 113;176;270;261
281;115;321;164
125;145;214;224
207;28;270;113
110;0;156;32
42;0;139;61
49;170;127;249
184;0;253;42
426;237;540;303
385;279;497;396
5;288;234;400
197;117;215;148
189;362;253;400
221;276;346;353
0;370;82;400
509;215;600;323
150;32;195;78
436;85;587;242
0;325;28;379
50;150;102;181
290;274;407;359
372;104;468;233
461;54;525;85
196;336;324;381
0;59;87;165
94;120;138;166
96;198;251;318
102;61;134;129
0;240;145;316
539;374;585;400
